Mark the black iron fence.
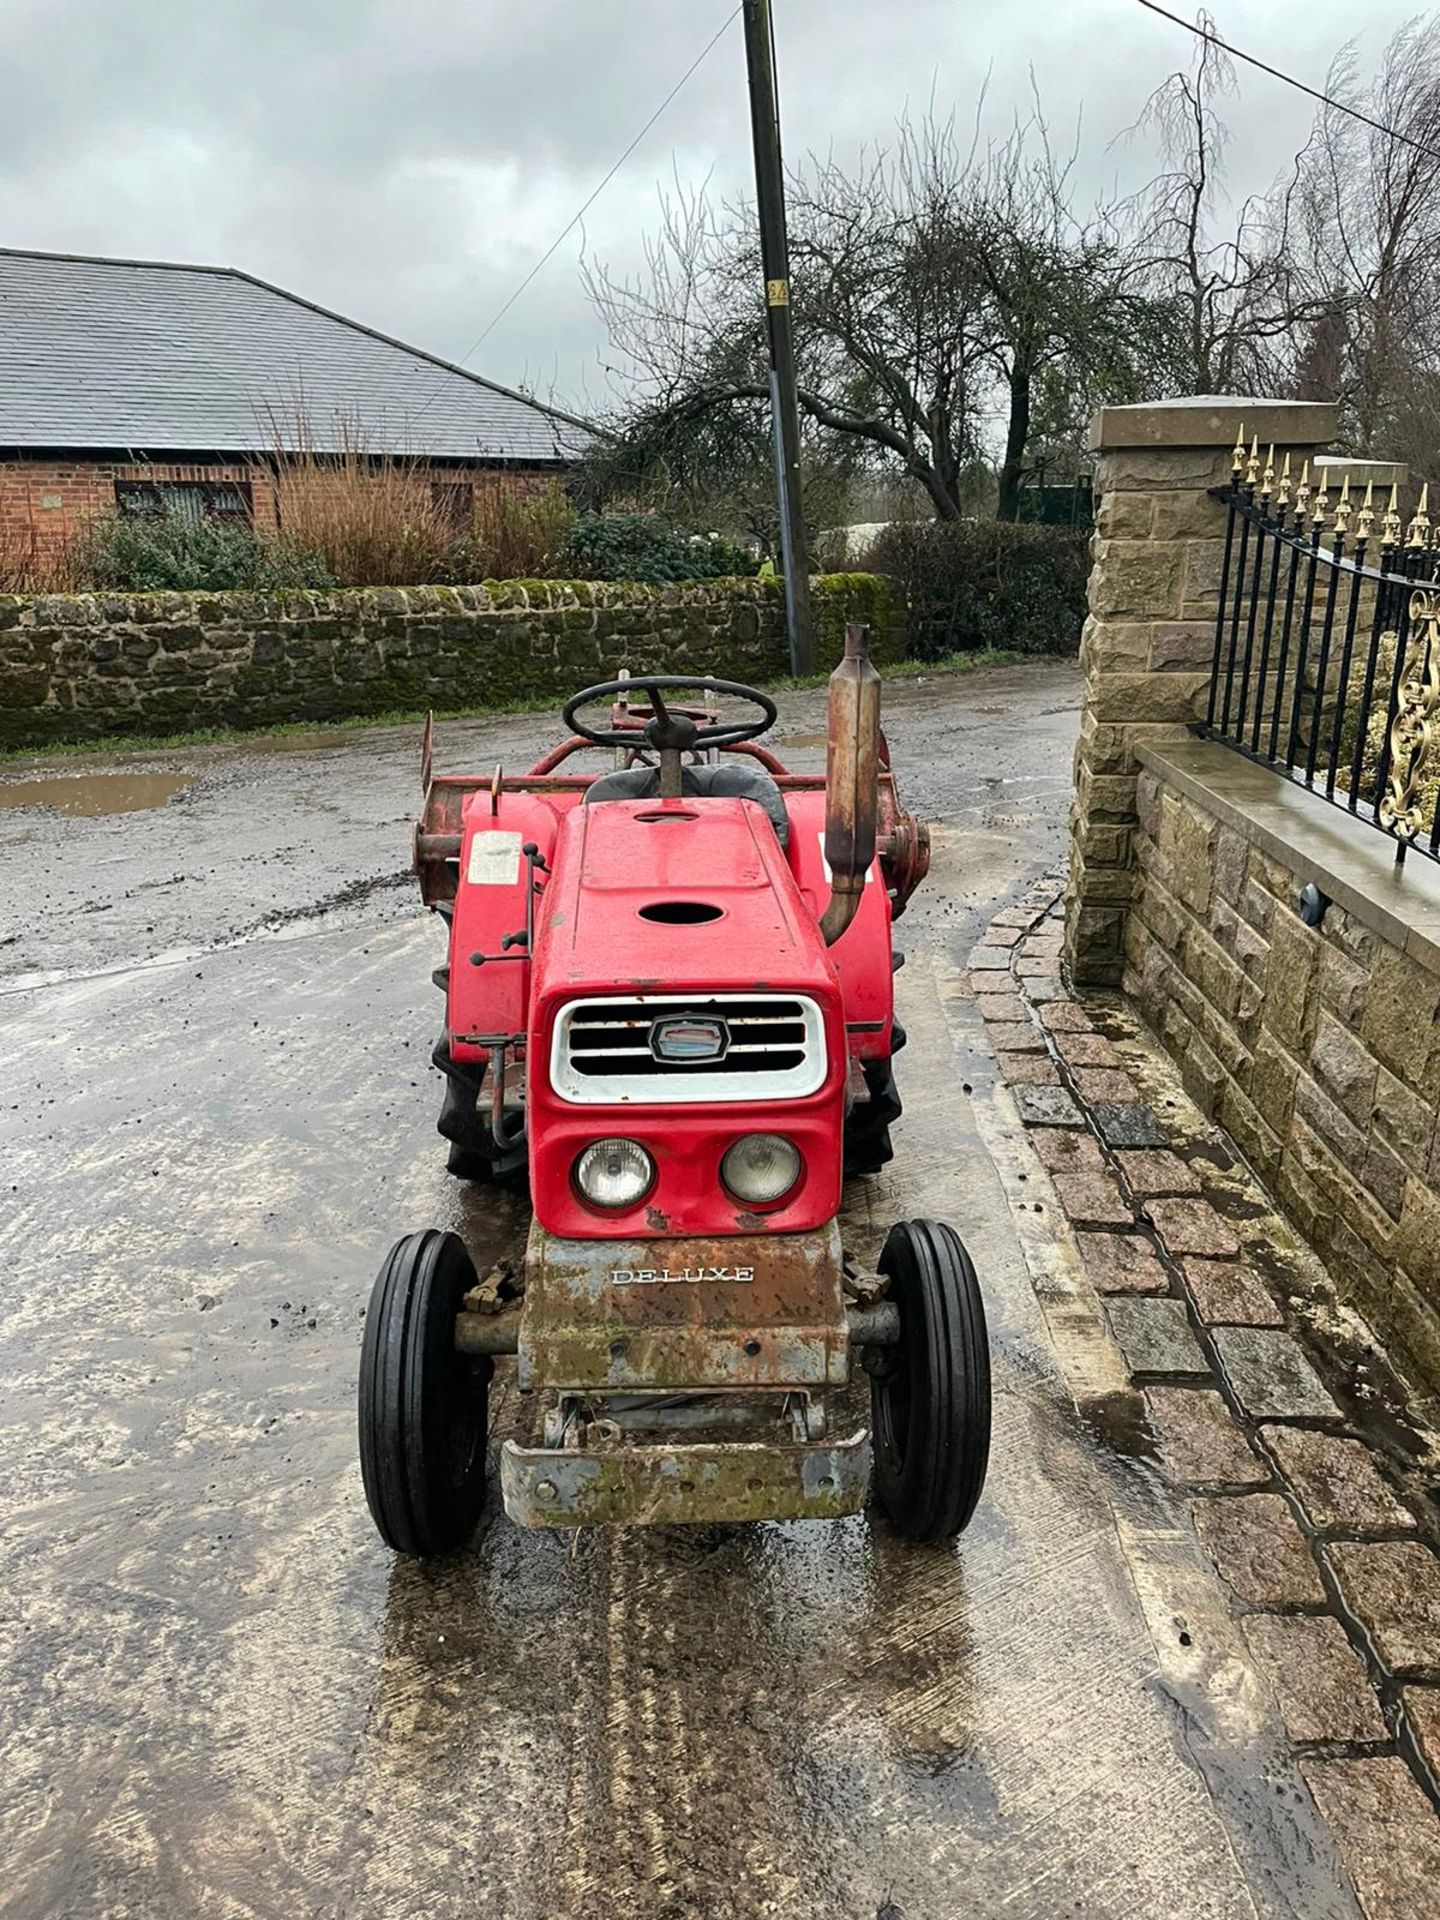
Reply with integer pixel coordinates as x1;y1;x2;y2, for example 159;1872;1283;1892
1202;435;1440;866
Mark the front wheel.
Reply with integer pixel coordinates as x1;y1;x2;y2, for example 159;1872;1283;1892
869;1218;990;1541
359;1229;493;1556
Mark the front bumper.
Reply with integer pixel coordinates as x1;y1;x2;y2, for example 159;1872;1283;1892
500;1427;871;1528
508;1219;865;1528
519;1218;849;1393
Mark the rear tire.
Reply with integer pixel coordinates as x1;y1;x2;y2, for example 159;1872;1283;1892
359;1229;492;1556
870;1218;990;1541
434;1039;526;1186
843;1059;902;1177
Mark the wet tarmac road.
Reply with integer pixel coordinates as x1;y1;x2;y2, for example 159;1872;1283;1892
1;663;1361;1918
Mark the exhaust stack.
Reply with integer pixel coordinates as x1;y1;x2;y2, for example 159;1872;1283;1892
819;622;881;947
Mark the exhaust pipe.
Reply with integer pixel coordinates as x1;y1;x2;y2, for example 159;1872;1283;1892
819;622;881;947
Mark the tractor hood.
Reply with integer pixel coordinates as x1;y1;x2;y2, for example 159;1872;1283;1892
526;794;848;1239
533;795;836;1002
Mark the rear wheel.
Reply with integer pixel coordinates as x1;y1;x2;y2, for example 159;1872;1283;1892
869;1218;990;1541
843;1059;902;1176
434;1039;526;1186
359;1229;492;1556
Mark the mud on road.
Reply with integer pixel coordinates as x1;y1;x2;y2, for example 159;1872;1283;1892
0;662;1359;1918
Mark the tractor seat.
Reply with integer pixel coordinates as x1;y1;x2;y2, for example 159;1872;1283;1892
584;763;790;849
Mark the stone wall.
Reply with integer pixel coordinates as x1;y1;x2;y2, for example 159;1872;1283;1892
1067;395;1440;1391
0;572;898;749
1065;397;1340;987
1125;739;1440;1390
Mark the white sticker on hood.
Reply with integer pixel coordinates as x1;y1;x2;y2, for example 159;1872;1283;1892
466;830;524;885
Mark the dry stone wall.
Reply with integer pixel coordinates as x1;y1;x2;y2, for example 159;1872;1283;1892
0;573;898;749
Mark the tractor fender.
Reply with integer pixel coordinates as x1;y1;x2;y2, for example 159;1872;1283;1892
446;790;563;1066
782;789;895;1058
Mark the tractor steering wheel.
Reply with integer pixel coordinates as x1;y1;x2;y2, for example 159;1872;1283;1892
563;675;778;755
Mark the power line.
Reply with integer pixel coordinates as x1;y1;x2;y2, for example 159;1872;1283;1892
1132;0;1440;164
423;3;742;413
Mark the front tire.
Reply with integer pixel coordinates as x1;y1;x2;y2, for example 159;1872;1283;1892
870;1218;990;1541
359;1229;493;1556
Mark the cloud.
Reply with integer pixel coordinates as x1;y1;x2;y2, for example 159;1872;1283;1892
0;0;1422;411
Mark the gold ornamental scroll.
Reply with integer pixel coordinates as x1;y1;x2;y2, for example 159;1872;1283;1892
1380;588;1440;841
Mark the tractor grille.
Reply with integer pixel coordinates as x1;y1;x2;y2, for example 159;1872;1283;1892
550;994;827;1104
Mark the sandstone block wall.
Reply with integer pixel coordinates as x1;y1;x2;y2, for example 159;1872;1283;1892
1126;758;1440;1388
0;573;898;749
1066;399;1339;986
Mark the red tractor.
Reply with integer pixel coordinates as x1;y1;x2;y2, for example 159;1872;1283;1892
359;626;990;1552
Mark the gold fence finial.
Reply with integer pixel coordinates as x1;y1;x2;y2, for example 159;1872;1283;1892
1408;482;1431;550
1277;451;1293;509
1245;434;1261;488
1294;459;1312;525
1357;477;1375;541
1232;424;1246;480
1313;465;1331;531
1260;444;1276;502
1334;473;1353;536
1382;481;1402;547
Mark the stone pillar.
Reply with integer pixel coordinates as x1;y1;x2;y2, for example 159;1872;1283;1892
1065;396;1340;987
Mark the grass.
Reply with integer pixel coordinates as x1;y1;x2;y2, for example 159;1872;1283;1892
0;647;1042;767
771;646;1024;691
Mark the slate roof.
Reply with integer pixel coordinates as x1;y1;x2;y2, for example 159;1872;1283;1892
0;248;591;464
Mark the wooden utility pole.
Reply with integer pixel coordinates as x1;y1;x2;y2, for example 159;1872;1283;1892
741;0;815;676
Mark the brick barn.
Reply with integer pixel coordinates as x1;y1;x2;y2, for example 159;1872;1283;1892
0;247;591;567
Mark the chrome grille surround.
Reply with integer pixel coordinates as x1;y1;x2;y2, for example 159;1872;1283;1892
550;993;827;1105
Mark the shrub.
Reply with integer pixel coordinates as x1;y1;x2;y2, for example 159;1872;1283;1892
267;411;576;587
71;510;335;592
560;512;760;583
0;518;83;593
465;474;574;579
866;520;1088;660
274;456;576;588
272;452;458;589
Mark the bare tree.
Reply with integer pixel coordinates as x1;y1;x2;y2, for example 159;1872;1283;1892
959;112;1163;518
587;113;1156;523
1290;18;1440;463
1124;13;1313;395
578;180;866;543
588;22;1440;532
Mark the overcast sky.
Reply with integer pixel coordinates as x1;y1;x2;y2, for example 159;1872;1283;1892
0;1;1425;415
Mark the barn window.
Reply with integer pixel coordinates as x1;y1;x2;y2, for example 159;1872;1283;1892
115;480;253;523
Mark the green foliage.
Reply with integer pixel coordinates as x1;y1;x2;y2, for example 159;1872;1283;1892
559;512;760;584
811;572;903;667
74;510;335;592
867;520;1087;660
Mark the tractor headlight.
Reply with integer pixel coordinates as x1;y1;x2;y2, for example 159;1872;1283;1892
721;1133;802;1206
575;1138;655;1210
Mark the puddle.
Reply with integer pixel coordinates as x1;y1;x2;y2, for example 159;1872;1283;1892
1079;1387;1157;1461
0;772;192;817
776;730;827;749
